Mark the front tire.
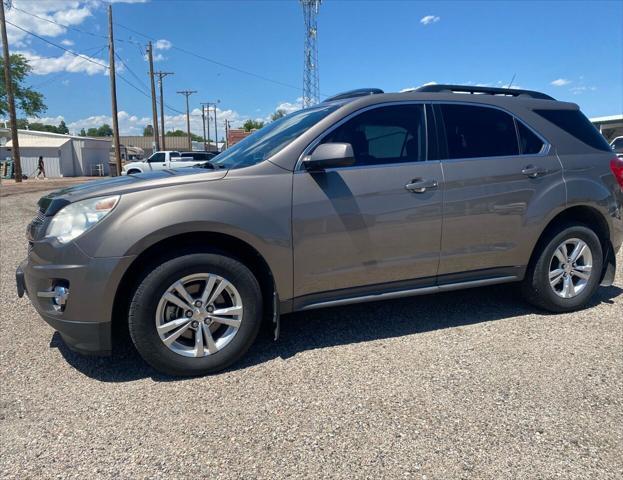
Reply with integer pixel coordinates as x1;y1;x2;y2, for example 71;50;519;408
522;224;603;312
128;253;262;376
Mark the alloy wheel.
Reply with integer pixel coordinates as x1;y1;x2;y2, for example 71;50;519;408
155;273;243;357
548;238;593;299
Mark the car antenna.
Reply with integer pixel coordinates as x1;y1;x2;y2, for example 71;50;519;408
507;73;517;89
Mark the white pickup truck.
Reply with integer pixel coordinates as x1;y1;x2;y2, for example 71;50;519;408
121;151;198;175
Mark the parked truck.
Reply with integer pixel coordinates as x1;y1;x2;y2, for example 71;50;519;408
121;151;196;175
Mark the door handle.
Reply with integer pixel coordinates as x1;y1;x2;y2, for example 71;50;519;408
521;165;547;178
405;178;438;193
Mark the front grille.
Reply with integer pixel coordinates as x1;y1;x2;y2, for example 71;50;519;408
34;209;45;223
27;207;48;243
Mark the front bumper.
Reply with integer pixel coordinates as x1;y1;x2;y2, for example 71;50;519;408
17;242;135;356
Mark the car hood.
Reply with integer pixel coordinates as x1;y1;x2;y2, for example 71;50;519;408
38;167;228;215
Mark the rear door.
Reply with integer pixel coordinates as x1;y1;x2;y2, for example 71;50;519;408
292;103;444;299
435;103;564;277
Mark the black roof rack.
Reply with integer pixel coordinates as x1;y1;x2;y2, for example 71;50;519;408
323;88;384;103
414;84;555;101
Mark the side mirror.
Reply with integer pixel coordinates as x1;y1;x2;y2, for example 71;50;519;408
303;143;355;171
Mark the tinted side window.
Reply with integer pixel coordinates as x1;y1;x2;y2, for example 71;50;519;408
321;104;426;166
148;152;165;162
440;104;519;159
533;109;611;152
517;121;544;154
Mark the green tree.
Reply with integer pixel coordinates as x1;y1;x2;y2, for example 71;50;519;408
143;125;154;136
28;122;57;133
86;127;99;137
96;124;113;136
57;120;69;135
242;119;264;132
0;54;46;117
165;130;203;142
79;128;87;137
270;109;287;121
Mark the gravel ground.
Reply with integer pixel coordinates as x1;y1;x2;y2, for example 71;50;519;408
1;190;622;479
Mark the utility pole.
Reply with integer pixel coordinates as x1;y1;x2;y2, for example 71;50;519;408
1;0;22;182
205;102;220;151
213;104;219;152
200;103;212;151
177;90;196;151
224;119;230;149
107;5;122;176
146;42;160;152
154;71;173;150
200;105;207;151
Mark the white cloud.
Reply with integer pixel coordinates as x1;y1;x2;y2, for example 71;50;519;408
400;81;437;92
5;1;93;46
420;15;440;25
17;50;109;76
274;98;303;115
143;52;166;62
60;39;74;46
569;85;597;95
57;107;243;138
154;39;173;50
551;78;571;87
5;1;145;48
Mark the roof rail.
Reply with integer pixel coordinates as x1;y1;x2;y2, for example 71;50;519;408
414;84;555;100
323;88;384;103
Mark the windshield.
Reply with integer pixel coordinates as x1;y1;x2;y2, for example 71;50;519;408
210;104;339;170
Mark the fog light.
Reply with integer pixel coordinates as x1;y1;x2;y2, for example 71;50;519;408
38;285;70;311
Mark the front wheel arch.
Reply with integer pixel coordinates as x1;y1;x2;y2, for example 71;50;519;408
111;231;277;346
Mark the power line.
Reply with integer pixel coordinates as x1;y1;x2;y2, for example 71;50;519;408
114;20;309;94
115;51;149;92
5;19;110;70
8;5;141;45
5;18;182;114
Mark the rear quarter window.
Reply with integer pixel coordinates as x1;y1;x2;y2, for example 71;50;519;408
533;109;611;152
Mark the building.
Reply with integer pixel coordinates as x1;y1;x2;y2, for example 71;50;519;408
105;136;220;157
590;115;623;142
226;128;254;148
1;129;111;178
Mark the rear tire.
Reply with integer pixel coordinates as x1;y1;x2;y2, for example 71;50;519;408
522;224;603;312
128;253;262;376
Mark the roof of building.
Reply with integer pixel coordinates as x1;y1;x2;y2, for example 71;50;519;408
0;128;111;145
6;135;70;148
590;114;623;125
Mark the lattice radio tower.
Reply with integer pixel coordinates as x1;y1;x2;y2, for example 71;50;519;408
301;0;321;108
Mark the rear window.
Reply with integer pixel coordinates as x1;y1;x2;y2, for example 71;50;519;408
440;104;519;159
533;109;611;152
517;121;544;154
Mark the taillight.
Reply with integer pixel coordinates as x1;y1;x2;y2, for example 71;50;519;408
611;155;623;188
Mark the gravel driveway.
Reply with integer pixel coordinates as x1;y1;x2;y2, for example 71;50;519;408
1;190;622;479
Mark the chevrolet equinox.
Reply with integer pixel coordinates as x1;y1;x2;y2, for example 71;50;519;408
17;85;623;376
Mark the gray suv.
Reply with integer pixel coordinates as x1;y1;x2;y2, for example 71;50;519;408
16;85;623;376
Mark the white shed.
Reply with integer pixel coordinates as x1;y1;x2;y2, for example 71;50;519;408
3;130;111;178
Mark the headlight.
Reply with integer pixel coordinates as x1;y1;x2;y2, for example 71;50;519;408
46;195;120;244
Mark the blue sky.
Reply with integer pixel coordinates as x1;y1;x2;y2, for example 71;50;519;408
5;0;623;137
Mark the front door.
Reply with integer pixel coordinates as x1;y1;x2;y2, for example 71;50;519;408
292;103;443;298
146;152;167;171
434;103;564;276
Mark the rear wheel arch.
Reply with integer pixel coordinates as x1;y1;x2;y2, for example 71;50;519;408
528;205;612;276
126;169;141;175
111;231;277;343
